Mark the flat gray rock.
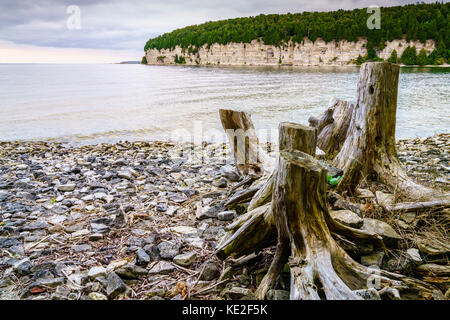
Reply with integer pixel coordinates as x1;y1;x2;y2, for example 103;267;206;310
58;183;76;192
362;218;401;246
199;261;220;281
23;221;48;231
13;258;32;275
90;223;110;234
157;241;180;259
106;272;126;298
88;266;107;279
217;211;236;221
115;264;148;279
136;248;150;266
71;244;92;252
330;210;363;228
173;252;197;267
223;287;252;299
148;261;175;275
32;277;65;288
118;171;133;181
0;238;20;248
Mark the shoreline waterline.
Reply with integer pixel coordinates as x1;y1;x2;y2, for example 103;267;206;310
144;63;450;68
2;130;449;148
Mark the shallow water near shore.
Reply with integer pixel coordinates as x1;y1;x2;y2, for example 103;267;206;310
0;63;449;145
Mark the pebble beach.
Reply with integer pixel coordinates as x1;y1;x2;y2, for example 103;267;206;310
0;133;448;300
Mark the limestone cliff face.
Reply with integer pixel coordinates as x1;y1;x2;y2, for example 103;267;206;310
145;37;435;66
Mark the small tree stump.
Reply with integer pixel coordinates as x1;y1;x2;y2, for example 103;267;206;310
219;109;273;175
278;122;317;155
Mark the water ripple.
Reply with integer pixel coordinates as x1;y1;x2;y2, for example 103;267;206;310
0;64;448;145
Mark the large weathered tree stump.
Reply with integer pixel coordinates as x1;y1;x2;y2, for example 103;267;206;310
216;118;384;260
215;123;316;259
312;62;436;199
216;107;438;300
215;63;443;300
256;149;436;300
263;150;360;299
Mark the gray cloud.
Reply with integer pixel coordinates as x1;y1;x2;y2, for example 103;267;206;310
0;0;441;52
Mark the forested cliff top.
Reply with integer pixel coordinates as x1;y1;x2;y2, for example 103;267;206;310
144;2;450;64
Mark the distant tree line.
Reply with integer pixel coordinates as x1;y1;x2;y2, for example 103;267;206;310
145;2;450;65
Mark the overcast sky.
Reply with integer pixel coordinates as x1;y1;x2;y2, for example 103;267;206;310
0;0;442;63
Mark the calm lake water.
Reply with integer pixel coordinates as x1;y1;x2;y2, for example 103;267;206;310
0;64;449;145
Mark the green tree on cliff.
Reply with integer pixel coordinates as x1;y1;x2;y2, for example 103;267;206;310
387;50;398;64
435;40;449;60
174;54;186;64
355;55;365;65
366;46;377;61
416;48;429;65
401;46;417;65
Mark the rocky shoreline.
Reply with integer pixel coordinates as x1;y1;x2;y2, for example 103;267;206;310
0;133;448;300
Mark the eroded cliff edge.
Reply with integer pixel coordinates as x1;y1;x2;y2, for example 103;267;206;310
145;38;435;67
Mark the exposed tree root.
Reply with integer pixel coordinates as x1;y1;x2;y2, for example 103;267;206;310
216;203;275;260
381;199;450;213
